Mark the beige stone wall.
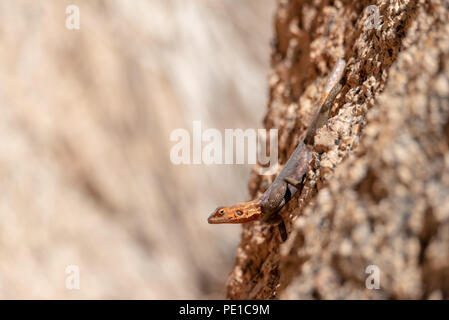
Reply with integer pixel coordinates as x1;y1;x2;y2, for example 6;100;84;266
0;0;274;298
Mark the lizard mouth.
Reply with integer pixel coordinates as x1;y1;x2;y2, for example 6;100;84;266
207;213;227;224
208;213;261;224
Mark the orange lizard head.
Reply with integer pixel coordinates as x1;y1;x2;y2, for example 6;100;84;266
208;200;263;224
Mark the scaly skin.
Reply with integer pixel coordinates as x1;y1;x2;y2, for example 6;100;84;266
207;143;310;225
208;59;346;241
207;142;311;241
208;200;263;224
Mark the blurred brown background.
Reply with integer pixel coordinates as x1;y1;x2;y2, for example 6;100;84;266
0;0;275;298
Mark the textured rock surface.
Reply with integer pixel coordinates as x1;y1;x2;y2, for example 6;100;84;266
227;0;449;299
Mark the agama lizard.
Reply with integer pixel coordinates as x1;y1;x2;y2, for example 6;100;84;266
208;59;346;242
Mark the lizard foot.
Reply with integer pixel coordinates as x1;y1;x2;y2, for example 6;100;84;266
261;213;288;242
278;220;288;242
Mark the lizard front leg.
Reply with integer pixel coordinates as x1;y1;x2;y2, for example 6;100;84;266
262;212;288;242
260;162;308;241
260;182;292;242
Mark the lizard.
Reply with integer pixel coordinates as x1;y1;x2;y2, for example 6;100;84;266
208;58;346;242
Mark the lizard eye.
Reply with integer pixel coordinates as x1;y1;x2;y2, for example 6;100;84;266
236;210;243;216
219;209;225;215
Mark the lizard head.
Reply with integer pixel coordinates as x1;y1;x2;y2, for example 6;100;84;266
208;200;262;224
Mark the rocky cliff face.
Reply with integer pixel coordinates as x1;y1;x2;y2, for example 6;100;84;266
227;0;449;299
